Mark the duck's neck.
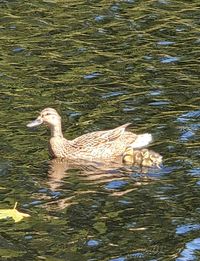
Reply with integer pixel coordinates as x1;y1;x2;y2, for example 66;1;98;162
50;123;63;138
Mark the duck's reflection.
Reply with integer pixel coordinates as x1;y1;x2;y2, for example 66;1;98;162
47;157;124;190
47;148;162;191
42;149;162;210
44;159;131;210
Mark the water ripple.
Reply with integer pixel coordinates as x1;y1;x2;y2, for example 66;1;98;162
160;56;180;63
157;41;175;46
177;110;200;123
176;238;200;261
176;224;200;235
86;239;101;247
105;180;128;190
83;72;102;80
180;130;195;142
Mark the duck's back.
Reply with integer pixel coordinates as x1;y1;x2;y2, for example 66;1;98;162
69;123;137;160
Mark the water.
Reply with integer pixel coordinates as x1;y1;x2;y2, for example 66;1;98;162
0;0;199;260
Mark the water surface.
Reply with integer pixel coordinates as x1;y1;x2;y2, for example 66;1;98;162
0;0;199;260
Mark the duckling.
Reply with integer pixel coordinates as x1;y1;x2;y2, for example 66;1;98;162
27;108;153;161
122;147;162;168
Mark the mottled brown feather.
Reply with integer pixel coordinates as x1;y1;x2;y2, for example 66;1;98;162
27;108;152;161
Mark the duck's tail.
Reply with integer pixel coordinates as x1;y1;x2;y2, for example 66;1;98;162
131;133;152;149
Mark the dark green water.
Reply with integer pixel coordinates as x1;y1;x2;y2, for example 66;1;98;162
0;0;200;260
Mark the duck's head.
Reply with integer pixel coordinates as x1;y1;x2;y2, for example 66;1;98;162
27;108;61;128
149;152;163;168
122;147;135;164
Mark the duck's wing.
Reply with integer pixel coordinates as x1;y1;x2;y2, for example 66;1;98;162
72;123;132;148
98;123;132;141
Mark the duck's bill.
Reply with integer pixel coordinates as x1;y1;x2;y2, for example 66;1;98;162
27;118;43;128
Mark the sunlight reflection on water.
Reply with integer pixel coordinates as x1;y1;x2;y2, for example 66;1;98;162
177;238;200;261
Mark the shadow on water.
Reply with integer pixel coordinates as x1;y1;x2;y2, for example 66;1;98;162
0;0;199;260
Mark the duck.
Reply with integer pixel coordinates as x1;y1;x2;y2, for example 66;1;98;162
27;108;152;161
122;147;162;168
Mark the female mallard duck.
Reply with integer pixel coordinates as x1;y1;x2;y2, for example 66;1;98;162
122;147;162;168
27;108;152;161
